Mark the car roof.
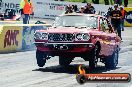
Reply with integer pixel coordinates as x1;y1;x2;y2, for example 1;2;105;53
59;13;103;17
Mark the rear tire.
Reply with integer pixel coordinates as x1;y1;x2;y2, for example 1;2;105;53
105;47;119;69
59;56;73;66
36;50;47;67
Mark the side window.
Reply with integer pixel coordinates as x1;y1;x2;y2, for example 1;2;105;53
104;19;109;29
100;18;110;32
100;18;105;32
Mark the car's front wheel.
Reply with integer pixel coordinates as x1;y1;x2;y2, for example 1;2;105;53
105;47;119;69
59;56;73;66
36;50;47;67
89;45;99;69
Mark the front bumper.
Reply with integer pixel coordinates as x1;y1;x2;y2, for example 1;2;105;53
34;42;94;52
34;42;94;56
34;42;94;45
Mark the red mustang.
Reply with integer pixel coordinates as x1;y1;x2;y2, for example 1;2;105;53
34;13;121;69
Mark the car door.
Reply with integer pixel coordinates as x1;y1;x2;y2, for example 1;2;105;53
99;17;116;56
104;18;117;55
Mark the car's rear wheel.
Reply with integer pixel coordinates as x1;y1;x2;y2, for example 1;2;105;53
105;47;119;69
36;50;47;67
89;45;99;69
59;56;73;66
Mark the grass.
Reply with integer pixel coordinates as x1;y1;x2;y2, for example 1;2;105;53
64;0;132;7
128;0;132;7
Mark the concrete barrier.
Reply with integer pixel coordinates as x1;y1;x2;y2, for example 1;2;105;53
124;7;132;27
0;24;51;53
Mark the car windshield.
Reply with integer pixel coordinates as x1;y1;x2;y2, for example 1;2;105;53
53;15;98;29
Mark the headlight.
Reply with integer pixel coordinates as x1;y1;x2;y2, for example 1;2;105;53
34;32;42;40
76;33;90;41
34;32;48;40
41;33;48;40
83;34;90;40
76;34;83;40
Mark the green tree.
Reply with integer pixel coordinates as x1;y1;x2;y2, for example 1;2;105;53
92;0;99;4
110;0;113;5
104;0;109;5
82;0;87;3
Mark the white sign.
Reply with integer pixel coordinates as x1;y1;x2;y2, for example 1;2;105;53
34;0;112;19
0;0;20;13
0;0;112;19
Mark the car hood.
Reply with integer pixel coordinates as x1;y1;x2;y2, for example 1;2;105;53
37;27;98;34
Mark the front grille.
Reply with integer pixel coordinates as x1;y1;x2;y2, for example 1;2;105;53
48;33;74;42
